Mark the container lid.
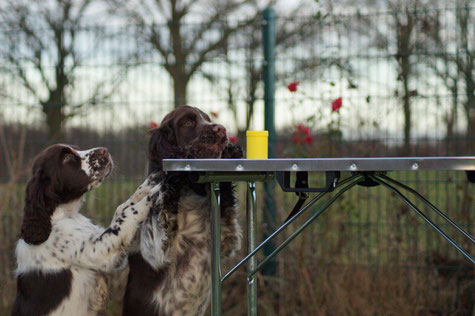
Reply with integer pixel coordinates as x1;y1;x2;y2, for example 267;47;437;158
246;130;269;137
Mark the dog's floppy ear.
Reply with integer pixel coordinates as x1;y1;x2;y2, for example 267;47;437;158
21;168;58;245
147;123;177;173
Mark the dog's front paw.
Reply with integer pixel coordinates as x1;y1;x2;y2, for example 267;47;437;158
222;142;243;159
131;179;153;203
132;175;162;203
148;183;161;200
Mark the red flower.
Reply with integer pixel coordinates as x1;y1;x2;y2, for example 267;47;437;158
149;121;158;129
229;136;238;143
304;135;314;144
331;97;343;112
296;124;311;136
292;135;302;144
210;111;218;118
293;123;313;145
287;82;299;92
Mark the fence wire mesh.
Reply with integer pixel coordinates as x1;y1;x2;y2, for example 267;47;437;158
0;5;473;315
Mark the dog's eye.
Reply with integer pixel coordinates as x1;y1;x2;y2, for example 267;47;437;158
63;154;76;163
184;120;194;127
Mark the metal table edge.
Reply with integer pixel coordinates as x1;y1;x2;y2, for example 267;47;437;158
162;157;475;172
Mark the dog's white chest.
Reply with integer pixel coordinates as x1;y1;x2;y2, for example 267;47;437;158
49;268;108;316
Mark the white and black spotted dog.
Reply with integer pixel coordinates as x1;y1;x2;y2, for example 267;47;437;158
123;106;243;316
12;144;158;316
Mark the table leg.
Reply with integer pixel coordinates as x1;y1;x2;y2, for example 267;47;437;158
210;182;222;316
247;182;258;316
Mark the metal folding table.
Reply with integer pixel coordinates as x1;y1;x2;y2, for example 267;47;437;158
163;157;475;316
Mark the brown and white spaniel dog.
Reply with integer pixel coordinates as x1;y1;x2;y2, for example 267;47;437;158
123;106;243;316
13;144;158;316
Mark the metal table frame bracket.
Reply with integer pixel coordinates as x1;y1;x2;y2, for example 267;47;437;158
467;170;475;183
276;170;341;192
162;157;475;316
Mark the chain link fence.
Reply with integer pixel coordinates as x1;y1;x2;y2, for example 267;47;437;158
0;5;473;315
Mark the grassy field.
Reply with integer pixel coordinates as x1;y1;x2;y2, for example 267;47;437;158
0;170;473;315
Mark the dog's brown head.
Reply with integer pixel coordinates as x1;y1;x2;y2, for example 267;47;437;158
21;144;113;245
148;105;230;172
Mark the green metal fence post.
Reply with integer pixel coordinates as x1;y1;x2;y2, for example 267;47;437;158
210;182;222;316
262;7;277;276
247;182;258;316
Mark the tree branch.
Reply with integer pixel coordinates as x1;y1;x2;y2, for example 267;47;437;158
187;0;254;54
188;17;256;78
66;63;132;118
149;24;171;72
5;52;40;99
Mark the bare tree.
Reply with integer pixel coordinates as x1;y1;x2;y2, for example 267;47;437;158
0;0;129;141
202;6;348;137
420;9;458;140
392;5;419;154
420;1;474;151
455;2;475;146
351;0;427;154
109;0;267;108
201;19;261;138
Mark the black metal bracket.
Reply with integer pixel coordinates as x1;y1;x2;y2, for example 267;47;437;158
276;171;340;193
283;172;310;223
466;171;475;183
357;172;384;187
294;171;310;196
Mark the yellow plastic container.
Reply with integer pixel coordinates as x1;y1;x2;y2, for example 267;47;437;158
246;131;269;159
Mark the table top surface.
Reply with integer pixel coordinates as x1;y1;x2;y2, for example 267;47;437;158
163;157;475;172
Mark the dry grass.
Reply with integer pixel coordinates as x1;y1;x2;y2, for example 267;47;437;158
0;170;473;315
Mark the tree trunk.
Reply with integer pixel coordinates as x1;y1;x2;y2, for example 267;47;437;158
402;76;411;155
173;73;188;108
464;69;474;154
400;49;412;156
465;96;475;154
457;3;474;153
41;94;66;141
395;9;414;156
445;84;458;141
168;5;188;109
